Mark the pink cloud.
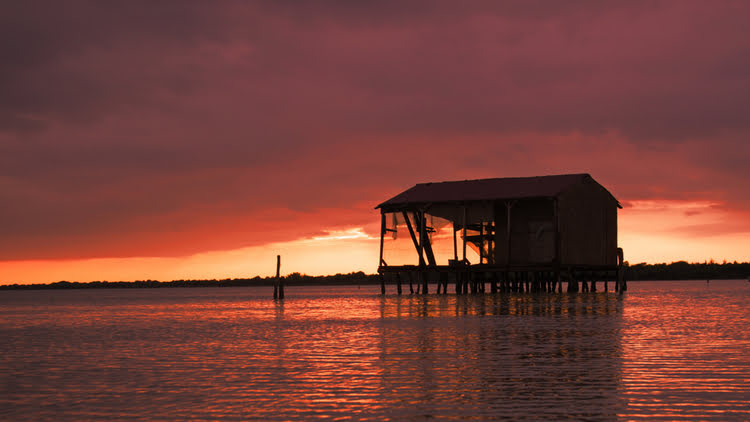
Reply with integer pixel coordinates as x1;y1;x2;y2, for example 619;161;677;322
1;1;749;263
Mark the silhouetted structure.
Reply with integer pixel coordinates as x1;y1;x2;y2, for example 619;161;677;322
376;174;626;294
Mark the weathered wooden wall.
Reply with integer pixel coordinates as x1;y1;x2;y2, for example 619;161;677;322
494;198;555;265
558;178;618;266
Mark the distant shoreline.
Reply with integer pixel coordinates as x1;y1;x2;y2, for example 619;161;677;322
0;272;380;290
2;261;749;290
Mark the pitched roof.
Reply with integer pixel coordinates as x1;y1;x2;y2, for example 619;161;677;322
376;173;619;209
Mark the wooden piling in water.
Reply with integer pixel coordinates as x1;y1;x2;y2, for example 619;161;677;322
616;247;626;293
525;272;530;293
274;255;283;300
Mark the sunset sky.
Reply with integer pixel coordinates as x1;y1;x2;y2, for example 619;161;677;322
2;1;749;284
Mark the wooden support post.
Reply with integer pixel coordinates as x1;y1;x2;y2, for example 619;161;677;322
380;273;386;295
567;271;574;292
418;212;425;268
379;213;385;267
538;273;543;293
276;255;284;300
462;206;467;263
479;222;484;264
525;272;530;293
528;272;534;293
552;274;557;292
488;222;494;265
453;222;458;261
505;201;515;266
524;272;529;293
616;247;625;293
591;279;597;292
418;211;428;295
396;272;402;295
402;211;425;266
409;272;414;294
604;279;608;292
415;211;437;266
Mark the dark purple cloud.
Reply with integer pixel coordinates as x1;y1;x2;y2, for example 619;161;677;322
1;1;749;260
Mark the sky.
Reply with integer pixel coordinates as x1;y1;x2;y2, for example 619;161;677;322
2;1;750;284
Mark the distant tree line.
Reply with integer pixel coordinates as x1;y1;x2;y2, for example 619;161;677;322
625;261;750;281
1;262;748;290
0;271;380;290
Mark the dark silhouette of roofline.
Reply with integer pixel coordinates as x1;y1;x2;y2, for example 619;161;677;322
376;173;621;209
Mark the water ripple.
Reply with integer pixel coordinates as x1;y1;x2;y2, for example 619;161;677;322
0;281;748;420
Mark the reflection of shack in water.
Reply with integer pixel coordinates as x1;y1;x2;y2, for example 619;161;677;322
378;291;624;319
376;293;626;419
376;174;627;294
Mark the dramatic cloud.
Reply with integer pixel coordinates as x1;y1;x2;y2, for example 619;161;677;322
1;1;749;268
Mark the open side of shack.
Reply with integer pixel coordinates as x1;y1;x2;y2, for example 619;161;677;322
375;173;626;294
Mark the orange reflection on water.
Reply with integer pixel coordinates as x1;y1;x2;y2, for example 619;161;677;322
619;281;750;420
2;283;746;420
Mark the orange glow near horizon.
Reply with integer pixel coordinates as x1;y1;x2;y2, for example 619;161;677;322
0;228;381;285
1;199;749;285
619;199;750;264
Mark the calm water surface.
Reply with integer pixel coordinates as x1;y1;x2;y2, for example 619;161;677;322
1;281;748;420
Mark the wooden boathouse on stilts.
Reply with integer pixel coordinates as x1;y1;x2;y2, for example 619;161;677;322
376;174;626;294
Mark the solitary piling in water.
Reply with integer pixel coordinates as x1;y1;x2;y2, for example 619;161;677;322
274;255;283;300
